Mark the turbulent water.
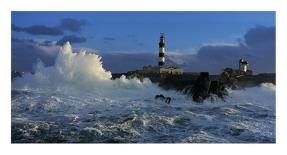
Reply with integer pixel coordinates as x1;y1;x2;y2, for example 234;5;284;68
11;42;275;143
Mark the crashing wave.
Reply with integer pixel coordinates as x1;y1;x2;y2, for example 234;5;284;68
12;42;153;93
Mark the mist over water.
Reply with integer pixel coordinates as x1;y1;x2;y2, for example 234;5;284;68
11;42;275;143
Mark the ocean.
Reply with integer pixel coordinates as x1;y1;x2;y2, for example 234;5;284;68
11;42;275;143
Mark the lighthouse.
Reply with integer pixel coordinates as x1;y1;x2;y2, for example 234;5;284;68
140;33;183;75
239;58;248;72
158;33;165;67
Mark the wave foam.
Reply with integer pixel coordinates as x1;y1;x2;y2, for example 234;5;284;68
12;42;153;93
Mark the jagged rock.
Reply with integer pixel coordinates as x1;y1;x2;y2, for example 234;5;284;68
191;72;211;102
208;81;228;99
183;72;228;103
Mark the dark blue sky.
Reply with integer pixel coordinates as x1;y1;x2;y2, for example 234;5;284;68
12;11;275;53
11;12;275;73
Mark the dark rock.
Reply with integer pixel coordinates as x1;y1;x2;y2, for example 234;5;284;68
191;72;211;102
209;80;228;99
155;94;172;104
165;97;171;104
182;72;228;102
155;94;165;100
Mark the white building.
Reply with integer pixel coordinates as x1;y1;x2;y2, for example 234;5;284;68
239;58;249;72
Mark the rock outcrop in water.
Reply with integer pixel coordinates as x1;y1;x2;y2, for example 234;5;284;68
155;94;172;104
113;68;275;103
189;72;211;102
182;72;228;103
13;65;274;103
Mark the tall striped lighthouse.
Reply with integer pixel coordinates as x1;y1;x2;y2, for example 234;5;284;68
158;33;165;67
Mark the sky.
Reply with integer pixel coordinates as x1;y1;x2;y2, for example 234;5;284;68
11;11;275;73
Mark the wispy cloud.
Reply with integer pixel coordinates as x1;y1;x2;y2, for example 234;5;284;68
201;42;239;47
168;48;198;55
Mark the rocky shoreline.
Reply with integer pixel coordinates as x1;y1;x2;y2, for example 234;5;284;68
113;69;275;102
12;69;275;103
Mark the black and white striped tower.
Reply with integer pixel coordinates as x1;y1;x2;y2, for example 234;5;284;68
158;33;165;67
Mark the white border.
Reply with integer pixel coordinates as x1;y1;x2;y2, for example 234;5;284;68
1;0;287;155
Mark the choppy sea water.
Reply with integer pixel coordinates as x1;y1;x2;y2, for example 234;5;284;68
11;42;275;143
11;83;275;143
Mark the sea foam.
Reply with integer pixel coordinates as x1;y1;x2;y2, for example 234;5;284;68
12;42;154;94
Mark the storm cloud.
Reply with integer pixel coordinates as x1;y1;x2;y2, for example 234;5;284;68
244;25;275;48
56;35;87;45
58;18;87;32
12;24;63;36
12;18;87;36
170;25;276;74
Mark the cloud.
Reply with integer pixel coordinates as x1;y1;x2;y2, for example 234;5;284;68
244;25;275;48
201;42;239;47
12;24;63;36
180;45;247;73
168;48;198;55
12;18;88;36
11;37;98;72
56;35;86;45
58;18;87;32
101;53;157;73
11;25;275;74
169;25;275;74
12;38;60;72
12;37;34;43
38;40;55;47
100;52;182;73
11;37;156;73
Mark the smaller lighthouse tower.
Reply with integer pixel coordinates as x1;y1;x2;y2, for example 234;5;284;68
158;33;165;67
239;58;249;72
